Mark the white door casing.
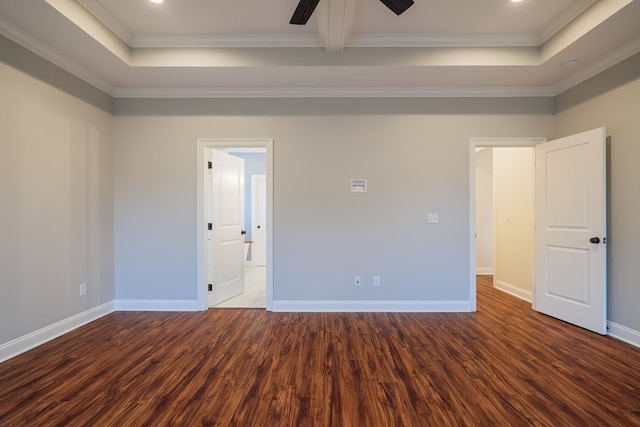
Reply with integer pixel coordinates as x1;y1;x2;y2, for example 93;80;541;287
469;138;546;312
251;174;267;266
196;139;273;311
534;128;607;334
207;149;245;306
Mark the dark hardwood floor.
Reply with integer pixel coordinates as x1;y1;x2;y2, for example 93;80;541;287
1;276;639;426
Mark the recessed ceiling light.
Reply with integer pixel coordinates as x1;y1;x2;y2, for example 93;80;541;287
149;0;164;4
511;0;524;3
562;58;579;68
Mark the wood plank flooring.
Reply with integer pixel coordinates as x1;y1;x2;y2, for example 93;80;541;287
1;276;639;426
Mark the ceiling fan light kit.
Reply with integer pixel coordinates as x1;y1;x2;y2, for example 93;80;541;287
290;0;414;25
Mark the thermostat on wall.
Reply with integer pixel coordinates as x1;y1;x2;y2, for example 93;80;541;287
351;179;367;193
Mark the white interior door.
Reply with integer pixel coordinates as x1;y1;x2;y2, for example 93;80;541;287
251;175;267;266
207;149;245;306
534;128;607;334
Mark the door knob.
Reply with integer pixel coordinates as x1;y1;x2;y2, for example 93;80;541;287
241;230;247;235
257;225;261;229
589;237;600;244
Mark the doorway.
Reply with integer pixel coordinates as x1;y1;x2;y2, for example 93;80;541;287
475;145;536;302
469;138;545;312
196;139;274;311
216;149;266;307
469;130;608;335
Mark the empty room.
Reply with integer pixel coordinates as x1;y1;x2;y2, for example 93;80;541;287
1;0;640;425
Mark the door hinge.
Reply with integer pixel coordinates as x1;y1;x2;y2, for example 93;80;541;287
208;223;212;230
208;284;213;291
208;161;212;169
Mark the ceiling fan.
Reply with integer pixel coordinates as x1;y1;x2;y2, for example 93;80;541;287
290;0;414;25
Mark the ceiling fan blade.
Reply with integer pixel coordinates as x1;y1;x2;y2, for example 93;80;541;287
290;0;321;25
379;0;414;15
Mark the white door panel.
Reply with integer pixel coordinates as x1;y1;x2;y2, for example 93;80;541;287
545;143;589;228
207;149;245;306
545;246;588;303
535;127;607;334
220;162;241;224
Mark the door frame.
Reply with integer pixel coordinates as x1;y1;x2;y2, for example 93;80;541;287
197;139;274;311
468;137;546;311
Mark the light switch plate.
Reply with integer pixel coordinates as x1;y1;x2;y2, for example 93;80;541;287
428;213;439;224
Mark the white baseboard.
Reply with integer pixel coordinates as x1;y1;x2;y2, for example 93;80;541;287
0;301;115;363
271;299;473;312
607;321;640;349
476;267;494;275
115;299;202;311
494;280;532;302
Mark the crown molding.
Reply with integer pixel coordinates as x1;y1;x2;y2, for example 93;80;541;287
71;0;543;50
0;15;557;101
3;1;636;102
127;33;541;49
0;17;114;95
112;85;555;99
554;36;640;95
348;33;540;48
76;0;132;45
537;0;598;44
130;34;324;48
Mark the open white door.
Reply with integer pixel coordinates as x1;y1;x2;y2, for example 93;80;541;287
207;149;245;306
534;128;607;334
251;175;267;266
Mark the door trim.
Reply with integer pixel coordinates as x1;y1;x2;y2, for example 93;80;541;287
469;137;546;311
196;139;274;311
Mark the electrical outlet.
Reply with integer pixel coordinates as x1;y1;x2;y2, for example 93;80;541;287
354;276;361;287
79;283;87;296
373;276;381;287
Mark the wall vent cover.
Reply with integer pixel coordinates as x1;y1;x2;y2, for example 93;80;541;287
351;179;367;193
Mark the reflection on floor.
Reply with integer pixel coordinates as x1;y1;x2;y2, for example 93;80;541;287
215;266;266;308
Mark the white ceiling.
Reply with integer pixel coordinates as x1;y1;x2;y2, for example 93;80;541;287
1;0;639;98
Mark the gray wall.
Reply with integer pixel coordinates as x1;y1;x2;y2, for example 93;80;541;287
493;147;535;296
0;36;114;344
475;147;493;274
113;98;553;303
555;52;640;333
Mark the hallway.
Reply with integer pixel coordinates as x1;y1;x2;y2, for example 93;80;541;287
214;266;266;308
